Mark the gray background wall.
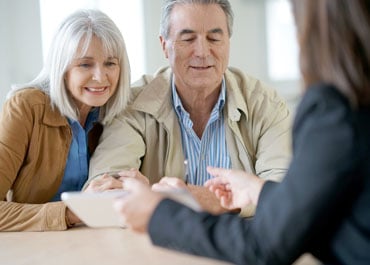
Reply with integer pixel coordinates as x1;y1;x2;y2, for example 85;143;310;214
0;0;301;109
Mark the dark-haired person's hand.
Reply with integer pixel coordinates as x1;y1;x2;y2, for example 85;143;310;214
205;166;265;210
113;178;164;233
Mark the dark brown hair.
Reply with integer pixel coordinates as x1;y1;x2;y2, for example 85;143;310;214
291;0;370;106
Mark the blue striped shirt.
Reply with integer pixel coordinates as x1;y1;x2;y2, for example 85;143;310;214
172;77;231;185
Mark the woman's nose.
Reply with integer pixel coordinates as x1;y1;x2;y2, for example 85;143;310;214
92;66;107;82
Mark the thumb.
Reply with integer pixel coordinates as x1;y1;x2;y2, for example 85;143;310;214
123;177;146;192
207;166;230;178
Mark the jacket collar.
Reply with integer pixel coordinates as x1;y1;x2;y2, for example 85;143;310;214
224;68;249;122
131;67;174;123
42;97;69;127
130;67;249;123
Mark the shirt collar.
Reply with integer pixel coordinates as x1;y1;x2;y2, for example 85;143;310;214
68;107;100;132
172;76;226;118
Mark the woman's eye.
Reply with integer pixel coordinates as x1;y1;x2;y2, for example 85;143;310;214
79;63;91;68
106;62;117;66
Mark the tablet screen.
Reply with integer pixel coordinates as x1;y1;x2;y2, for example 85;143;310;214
61;190;128;228
62;189;202;228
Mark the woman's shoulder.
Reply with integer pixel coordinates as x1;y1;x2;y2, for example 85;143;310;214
10;88;49;103
296;83;350;118
300;83;349;108
7;88;52;109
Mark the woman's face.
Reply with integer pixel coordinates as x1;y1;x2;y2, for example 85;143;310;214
64;35;120;111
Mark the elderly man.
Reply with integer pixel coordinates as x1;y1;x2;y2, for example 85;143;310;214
87;0;291;215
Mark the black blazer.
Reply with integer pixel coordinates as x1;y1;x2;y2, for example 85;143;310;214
148;84;370;265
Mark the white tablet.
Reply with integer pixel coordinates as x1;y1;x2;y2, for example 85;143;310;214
61;189;202;228
61;190;128;228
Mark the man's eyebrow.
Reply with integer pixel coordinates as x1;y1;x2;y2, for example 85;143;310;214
209;28;224;34
179;29;195;36
178;28;224;36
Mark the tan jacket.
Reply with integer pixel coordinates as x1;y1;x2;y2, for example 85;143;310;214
0;89;72;231
89;67;292;185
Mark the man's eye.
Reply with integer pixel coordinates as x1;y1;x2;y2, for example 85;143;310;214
208;37;221;42
182;37;195;42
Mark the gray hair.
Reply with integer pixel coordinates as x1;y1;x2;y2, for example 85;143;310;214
10;9;131;125
160;0;234;39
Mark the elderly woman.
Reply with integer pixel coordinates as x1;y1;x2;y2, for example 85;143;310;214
0;9;130;231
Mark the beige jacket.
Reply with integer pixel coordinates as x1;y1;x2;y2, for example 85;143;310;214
89;67;292;185
0;89;71;231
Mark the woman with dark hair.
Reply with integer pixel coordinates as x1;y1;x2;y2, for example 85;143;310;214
114;0;370;264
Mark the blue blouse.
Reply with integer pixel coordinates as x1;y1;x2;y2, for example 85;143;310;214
51;108;99;201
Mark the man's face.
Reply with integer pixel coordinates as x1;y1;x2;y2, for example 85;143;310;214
160;4;230;93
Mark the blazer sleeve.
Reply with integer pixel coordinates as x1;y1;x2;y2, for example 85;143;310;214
148;85;359;265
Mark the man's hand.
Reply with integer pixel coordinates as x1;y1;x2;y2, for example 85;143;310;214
152;176;229;214
151;176;187;192
85;168;149;192
187;184;229;214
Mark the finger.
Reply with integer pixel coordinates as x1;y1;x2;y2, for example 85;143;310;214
152;182;177;192
122;177;147;192
163;177;186;186
207;183;226;193
129;168;150;184
214;189;230;201
204;176;228;188
99;177;124;191
206;166;232;178
117;169;149;185
220;197;229;209
85;178;114;192
220;195;233;209
113;198;131;227
116;169;136;178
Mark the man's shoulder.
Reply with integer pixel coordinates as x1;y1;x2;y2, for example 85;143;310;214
226;67;270;90
225;67;280;100
125;66;173;116
131;66;172;89
224;67;290;121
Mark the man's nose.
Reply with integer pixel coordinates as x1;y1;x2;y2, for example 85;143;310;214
193;38;210;57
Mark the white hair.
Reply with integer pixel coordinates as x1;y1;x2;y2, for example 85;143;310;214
9;9;131;125
160;0;234;39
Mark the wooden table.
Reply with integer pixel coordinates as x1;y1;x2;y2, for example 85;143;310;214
0;225;321;265
0;226;232;265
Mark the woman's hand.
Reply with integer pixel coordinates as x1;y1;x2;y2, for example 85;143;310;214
205;166;265;210
65;207;81;227
113;178;163;233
